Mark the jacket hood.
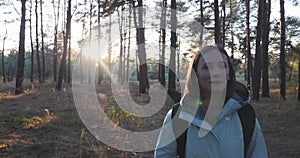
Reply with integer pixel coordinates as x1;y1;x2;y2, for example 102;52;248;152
178;82;250;130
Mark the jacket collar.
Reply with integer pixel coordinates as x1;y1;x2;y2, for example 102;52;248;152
178;82;250;129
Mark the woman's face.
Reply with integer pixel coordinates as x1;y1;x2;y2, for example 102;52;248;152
196;49;230;93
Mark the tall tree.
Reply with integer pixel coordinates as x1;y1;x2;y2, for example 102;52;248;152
279;0;286;100
117;6;124;83
88;0;93;84
199;0;204;45
214;0;220;44
252;0;263;101
30;0;34;83
122;10;127;82
229;0;235;58
221;0;226;47
168;0;177;91
1;28;7;83
52;0;60;82
97;0;103;84
246;0;252;90
40;0;45;83
35;0;42;83
79;23;85;84
56;0;71;90
68;28;71;83
159;0;167;86
135;0;149;93
261;0;271;97
15;0;26;94
126;3;132;82
108;10;112;82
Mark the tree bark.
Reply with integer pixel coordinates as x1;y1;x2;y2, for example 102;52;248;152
246;0;252;90
30;0;34;83
1;30;7;83
261;0;270;97
35;0;42;83
88;0;93;84
15;0;26;94
280;0;286;100
97;0;103;84
40;0;45;83
168;0;177;91
160;0;167;86
136;0;149;93
214;0;220;44
252;0;263;100
126;4;132;82
199;0;204;46
108;12;112;82
52;0;60;82
56;0;71;90
117;8;124;83
68;29;71;83
221;0;226;47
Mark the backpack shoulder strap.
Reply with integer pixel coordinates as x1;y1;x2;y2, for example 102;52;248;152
237;104;256;157
171;103;188;158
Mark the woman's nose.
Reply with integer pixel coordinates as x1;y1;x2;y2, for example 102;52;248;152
210;67;226;78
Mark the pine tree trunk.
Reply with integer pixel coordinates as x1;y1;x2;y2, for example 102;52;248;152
30;0;34;83
199;0;204;46
160;0;166;86
136;0;149;93
80;22;85;84
52;0;60;82
221;0;226;47
168;0;177;91
35;0;42;83
88;0;93;84
108;13;112;82
252;0;263;101
158;29;161;81
246;0;252;90
261;0;270;97
1;31;7;83
40;0;45;83
279;0;286;100
68;30;71;83
15;0;26;94
122;12;126;82
97;0;103;85
230;0;234;58
126;4;132;82
56;0;71;90
117;9;123;83
214;0;220;44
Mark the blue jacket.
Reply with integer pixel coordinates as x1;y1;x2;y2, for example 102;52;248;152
154;92;268;158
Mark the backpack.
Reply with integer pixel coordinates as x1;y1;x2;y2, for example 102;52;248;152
168;82;256;158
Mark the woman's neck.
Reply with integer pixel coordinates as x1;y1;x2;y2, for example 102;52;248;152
199;95;210;113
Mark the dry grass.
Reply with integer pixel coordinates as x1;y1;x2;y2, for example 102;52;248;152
0;81;299;157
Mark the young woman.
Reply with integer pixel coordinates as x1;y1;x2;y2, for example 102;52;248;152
154;46;268;158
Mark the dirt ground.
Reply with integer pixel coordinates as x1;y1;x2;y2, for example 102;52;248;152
0;81;299;158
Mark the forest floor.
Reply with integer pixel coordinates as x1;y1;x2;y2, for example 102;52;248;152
0;80;300;158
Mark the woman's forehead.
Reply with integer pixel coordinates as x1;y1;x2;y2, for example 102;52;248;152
198;50;228;64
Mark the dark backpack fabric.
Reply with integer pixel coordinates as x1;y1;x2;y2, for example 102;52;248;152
171;103;189;158
170;82;256;158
